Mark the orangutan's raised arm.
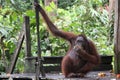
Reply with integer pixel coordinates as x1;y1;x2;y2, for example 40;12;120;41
34;3;77;40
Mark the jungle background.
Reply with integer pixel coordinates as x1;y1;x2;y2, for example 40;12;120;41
0;0;114;73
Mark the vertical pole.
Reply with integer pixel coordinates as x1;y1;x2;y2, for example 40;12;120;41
24;16;31;57
34;0;40;79
34;0;45;79
114;0;120;74
24;16;34;73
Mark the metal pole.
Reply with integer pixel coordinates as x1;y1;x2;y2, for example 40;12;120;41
34;0;45;79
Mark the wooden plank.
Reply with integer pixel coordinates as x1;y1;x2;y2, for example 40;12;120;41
8;28;24;74
25;56;112;64
114;0;120;74
44;66;61;73
25;56;62;64
44;64;112;73
43;56;63;64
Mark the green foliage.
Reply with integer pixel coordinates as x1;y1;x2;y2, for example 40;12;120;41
52;0;113;55
0;0;113;73
58;0;75;9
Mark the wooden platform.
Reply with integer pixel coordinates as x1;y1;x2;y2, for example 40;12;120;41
0;71;117;80
0;56;113;80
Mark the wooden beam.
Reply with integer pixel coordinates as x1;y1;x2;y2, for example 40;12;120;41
8;28;24;74
114;0;120;74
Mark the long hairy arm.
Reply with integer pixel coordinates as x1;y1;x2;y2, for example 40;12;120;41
34;3;77;40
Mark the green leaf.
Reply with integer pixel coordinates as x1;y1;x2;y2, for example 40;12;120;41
0;28;8;36
25;10;35;17
49;1;56;8
45;6;53;12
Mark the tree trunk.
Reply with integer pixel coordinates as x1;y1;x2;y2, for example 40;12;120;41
114;0;120;74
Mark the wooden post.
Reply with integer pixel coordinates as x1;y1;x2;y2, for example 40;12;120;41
24;16;31;57
114;0;120;74
24;16;35;73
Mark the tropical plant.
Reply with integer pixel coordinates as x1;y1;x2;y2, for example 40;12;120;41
0;0;113;73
